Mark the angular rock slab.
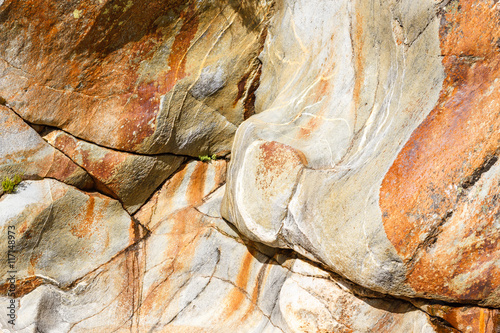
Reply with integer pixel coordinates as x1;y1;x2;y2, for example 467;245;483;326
0;186;449;333
0;179;146;292
0;0;271;156
0;105;93;190
44;130;184;213
135;159;227;230
222;0;500;304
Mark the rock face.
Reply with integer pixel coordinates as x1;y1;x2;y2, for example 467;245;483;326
44;130;184;213
1;0;499;332
222;0;500;306
0;179;146;291
0;0;270;156
0;106;94;190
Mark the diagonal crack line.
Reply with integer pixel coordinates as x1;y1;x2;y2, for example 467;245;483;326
163;248;222;327
2;97;195;159
405;210;454;273
200;275;286;333
460;154;499;190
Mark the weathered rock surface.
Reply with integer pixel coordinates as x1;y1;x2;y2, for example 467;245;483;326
222;0;500;305
0;105;93;190
0;0;271;156
0;179;146;291
0;172;452;333
44;130;184;213
1;0;499;331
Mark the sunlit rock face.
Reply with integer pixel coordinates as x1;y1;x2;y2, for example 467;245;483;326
0;106;94;190
0;0;271;156
223;0;500;305
1;0;499;331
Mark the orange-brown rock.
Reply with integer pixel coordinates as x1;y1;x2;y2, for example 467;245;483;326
413;301;500;333
44;129;184;213
380;0;500;305
0;0;271;156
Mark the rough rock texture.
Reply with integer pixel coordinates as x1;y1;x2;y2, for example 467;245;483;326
222;0;500;305
0;106;94;190
1;0;499;331
0;179;146;291
0;0;271;156
44;130;184;213
0;169;450;333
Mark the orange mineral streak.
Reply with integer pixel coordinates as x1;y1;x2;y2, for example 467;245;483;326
116;1;200;149
426;305;500;333
380;0;500;300
352;11;365;111
186;162;208;206
27;252;42;276
223;251;254;319
70;195;104;239
0;276;44;298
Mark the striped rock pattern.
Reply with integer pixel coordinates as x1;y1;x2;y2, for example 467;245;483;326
0;162;454;333
222;0;500;306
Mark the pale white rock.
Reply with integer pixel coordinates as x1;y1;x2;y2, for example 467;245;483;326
0;179;145;288
0;185;446;333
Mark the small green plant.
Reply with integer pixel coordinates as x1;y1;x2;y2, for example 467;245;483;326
2;174;22;194
198;154;217;162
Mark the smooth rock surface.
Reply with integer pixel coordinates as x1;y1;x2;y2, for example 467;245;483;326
222;0;500;304
44;130;184;213
0;105;93;190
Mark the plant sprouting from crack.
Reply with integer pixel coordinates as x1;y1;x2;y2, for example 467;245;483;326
2;174;22;194
199;154;217;162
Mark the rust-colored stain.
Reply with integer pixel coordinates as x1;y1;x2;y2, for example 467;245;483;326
0;276;44;298
426;304;500;333
255;141;307;191
28;252;42;276
235;26;268;120
186;161;208;206
241;251;271;322
70;195;103;238
158;163;189;216
380;0;500;300
116;1;200;149
352;11;365;113
224;251;254;318
260;141;307;174
0;0;201;151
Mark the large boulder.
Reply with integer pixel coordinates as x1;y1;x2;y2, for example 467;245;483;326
222;0;500;305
